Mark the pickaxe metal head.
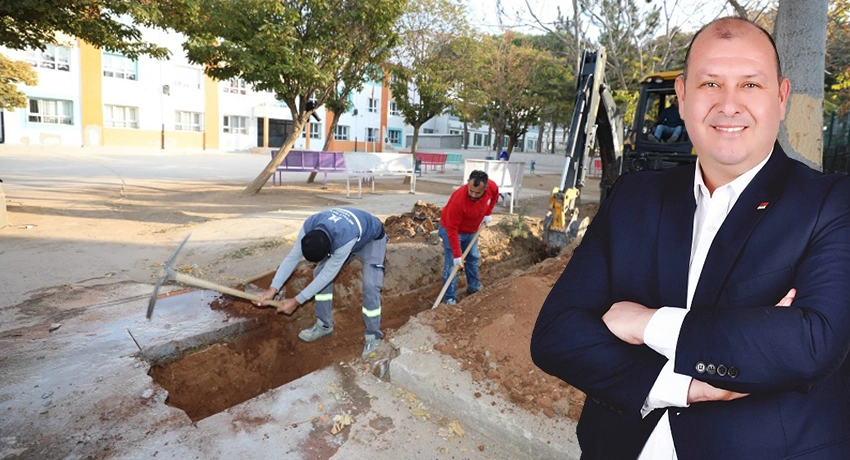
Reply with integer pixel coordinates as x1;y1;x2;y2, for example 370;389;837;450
147;233;191;319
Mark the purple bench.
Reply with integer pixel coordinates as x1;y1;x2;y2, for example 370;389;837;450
270;150;346;188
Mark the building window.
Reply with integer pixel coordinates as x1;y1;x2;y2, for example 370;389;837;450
104;105;139;128
28;98;73;125
224;78;246;94
175;66;202;90
368;98;379;113
388;129;401;145
310;123;322;139
449;129;461;135
175;111;202;132
389;101;400;116
102;54;137;80
423;128;434;134
473;133;483;146
223;115;248;134
366;127;378;143
334;125;349;141
26;45;70;71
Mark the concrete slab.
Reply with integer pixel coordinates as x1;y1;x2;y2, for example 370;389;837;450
0;282;568;459
389;316;582;460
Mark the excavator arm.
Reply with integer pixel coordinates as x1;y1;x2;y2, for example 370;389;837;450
543;47;623;252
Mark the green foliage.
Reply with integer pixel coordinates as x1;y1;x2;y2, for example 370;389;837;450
389;0;468;152
826;0;850;115
0;0;169;59
147;0;403;193
497;208;530;240
0;53;37;110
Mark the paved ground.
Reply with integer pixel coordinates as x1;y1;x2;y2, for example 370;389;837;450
0;145;582;459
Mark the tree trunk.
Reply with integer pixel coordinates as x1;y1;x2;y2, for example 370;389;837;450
244;119;306;195
403;125;422;185
775;0;828;169
306;110;341;184
463;121;469;149
536;122;544;153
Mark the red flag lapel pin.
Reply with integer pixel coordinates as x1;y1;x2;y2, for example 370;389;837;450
757;202;769;210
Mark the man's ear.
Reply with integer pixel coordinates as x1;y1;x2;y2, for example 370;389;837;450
778;77;791;121
674;76;686;109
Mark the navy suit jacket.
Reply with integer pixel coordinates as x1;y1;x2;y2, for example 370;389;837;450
531;144;850;459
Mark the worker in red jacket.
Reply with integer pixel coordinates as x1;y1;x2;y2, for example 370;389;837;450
438;170;499;305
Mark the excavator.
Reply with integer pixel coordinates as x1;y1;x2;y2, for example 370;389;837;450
542;50;695;252
542;47;624;252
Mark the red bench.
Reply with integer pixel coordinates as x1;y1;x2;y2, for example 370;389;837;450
410;152;447;174
270;150;346;188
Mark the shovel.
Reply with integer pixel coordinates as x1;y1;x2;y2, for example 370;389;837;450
432;223;485;308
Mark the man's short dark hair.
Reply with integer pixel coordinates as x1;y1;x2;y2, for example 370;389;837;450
682;17;782;81
302;229;331;262
468;170;488;186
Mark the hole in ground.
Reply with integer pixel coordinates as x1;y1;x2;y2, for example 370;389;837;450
148;227;547;422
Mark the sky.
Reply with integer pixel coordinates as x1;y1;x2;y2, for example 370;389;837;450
467;0;769;36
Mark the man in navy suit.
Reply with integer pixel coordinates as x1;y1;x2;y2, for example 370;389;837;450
531;17;850;460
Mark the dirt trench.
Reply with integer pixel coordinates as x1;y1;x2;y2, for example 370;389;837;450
149;204;548;422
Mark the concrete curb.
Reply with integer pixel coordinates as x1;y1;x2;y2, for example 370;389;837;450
389;316;581;460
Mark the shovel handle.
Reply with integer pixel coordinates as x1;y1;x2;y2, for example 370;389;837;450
432;223;486;308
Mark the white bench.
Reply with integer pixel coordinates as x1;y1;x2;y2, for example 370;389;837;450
344;152;417;198
463;159;525;214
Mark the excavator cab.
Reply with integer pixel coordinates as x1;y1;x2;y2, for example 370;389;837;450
626;71;695;172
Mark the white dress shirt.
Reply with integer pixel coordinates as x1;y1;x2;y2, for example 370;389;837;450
637;153;771;459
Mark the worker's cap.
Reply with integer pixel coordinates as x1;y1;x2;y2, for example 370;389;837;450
302;230;331;262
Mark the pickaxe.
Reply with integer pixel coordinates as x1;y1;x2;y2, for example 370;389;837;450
147;233;283;319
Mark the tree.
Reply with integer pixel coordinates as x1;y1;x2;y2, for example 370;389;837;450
0;53;37;110
0;0;168;59
774;0;828;168
824;0;850;115
389;0;468;156
150;0;402;195
473;33;560;157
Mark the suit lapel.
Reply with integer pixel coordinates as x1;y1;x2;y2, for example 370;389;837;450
658;165;696;309
690;144;790;311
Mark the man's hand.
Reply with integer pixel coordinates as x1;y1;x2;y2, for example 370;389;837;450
253;287;278;307
602;301;656;345
687;379;749;404
453;257;464;268
482;215;493;226
276;298;299;315
776;288;796;307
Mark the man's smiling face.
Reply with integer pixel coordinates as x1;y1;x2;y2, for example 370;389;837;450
675;19;790;188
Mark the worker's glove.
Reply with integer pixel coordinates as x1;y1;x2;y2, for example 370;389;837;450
482;215;493;227
453;257;464;267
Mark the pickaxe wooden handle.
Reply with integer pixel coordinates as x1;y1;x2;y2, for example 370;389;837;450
167;269;285;309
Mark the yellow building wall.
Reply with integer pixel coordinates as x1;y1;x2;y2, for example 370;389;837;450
204;75;219;149
103;129;161;148
78;41;103;146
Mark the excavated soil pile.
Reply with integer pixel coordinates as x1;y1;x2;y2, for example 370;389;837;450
149;206;548;422
383;200;442;243
423;202;601;422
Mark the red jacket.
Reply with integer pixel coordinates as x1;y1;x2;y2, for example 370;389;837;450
439;179;499;258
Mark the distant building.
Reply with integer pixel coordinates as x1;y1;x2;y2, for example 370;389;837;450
0;26;565;153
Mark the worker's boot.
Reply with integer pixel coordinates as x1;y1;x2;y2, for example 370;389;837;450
298;319;334;342
667;132;680;143
362;334;382;359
